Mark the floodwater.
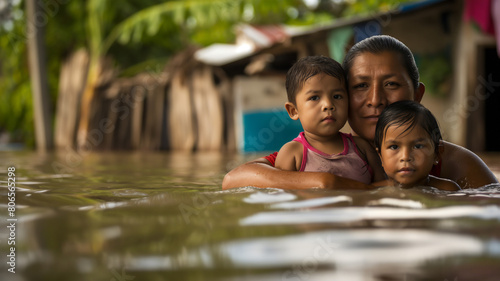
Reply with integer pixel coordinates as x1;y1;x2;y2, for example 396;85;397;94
1;150;500;281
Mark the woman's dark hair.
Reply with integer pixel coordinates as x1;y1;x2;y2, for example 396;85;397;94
342;35;420;90
286;56;346;105
374;100;442;153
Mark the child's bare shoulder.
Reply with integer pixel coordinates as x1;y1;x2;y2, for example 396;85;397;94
278;140;303;154
276;140;304;171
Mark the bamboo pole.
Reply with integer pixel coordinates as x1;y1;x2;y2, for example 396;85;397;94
26;0;53;151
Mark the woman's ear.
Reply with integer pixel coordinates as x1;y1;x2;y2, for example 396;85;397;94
414;82;425;103
285;102;299;120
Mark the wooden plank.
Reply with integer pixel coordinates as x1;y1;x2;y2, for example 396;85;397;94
142;84;166;150
214;68;234;151
131;85;146;149
192;68;207;150
168;71;196;151
55;49;89;149
192;66;224;151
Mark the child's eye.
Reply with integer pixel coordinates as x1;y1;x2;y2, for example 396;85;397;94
388;145;398;150
309;96;320;101
333;94;343;100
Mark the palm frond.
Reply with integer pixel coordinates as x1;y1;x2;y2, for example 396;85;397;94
102;0;246;54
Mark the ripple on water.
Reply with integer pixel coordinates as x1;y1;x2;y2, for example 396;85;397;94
240;205;500;225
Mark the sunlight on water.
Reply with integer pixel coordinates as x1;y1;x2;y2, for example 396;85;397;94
0;150;500;280
241;204;500;225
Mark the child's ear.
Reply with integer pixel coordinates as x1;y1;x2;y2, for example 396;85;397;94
285;102;299;120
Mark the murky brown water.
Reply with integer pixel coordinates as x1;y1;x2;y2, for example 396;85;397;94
1;150;500;281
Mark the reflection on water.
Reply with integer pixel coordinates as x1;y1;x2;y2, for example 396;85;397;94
0;150;500;281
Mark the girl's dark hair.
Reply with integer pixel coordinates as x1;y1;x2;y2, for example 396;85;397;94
374;100;442;153
286;56;346;105
342;35;420;90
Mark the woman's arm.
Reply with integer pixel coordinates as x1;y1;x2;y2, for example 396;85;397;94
221;156;376;190
440;141;499;189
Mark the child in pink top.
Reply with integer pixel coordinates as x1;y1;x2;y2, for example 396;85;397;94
275;56;386;184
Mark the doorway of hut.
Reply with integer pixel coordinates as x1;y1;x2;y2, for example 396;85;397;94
483;46;500;151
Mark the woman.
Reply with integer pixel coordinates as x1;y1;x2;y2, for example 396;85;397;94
222;35;498;190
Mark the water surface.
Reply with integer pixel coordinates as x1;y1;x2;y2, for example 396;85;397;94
1;150;500;281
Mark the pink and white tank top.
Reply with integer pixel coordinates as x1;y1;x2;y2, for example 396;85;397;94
293;132;373;184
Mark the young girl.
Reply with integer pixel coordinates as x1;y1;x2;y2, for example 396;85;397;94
275;56;386;185
374;100;460;190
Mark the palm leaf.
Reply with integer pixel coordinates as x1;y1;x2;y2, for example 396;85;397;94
101;0;298;54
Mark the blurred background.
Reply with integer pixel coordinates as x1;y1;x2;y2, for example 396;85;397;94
0;0;499;153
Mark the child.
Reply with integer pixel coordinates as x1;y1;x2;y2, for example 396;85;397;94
275;56;386;185
373;100;460;191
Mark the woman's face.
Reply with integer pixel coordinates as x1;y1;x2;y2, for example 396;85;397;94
347;51;423;142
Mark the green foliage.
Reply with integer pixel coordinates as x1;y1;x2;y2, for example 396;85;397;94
0;1;33;146
417;50;452;98
0;0;88;147
343;0;419;17
97;0;334;73
103;0;306;54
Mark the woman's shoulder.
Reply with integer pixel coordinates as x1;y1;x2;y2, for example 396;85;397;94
441;140;487;164
440;140;498;188
442;140;471;153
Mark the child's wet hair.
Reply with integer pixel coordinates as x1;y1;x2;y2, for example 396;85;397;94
374;100;442;153
285;56;345;105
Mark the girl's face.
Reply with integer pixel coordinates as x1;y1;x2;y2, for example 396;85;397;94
286;73;348;141
378;123;438;188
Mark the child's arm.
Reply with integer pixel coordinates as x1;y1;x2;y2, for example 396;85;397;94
275;141;303;171
428;175;461;191
352;136;387;182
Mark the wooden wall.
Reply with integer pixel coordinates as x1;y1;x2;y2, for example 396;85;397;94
55;48;234;152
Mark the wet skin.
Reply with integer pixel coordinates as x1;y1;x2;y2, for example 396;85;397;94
285;73;348;154
378;124;438;188
347;51;423;141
